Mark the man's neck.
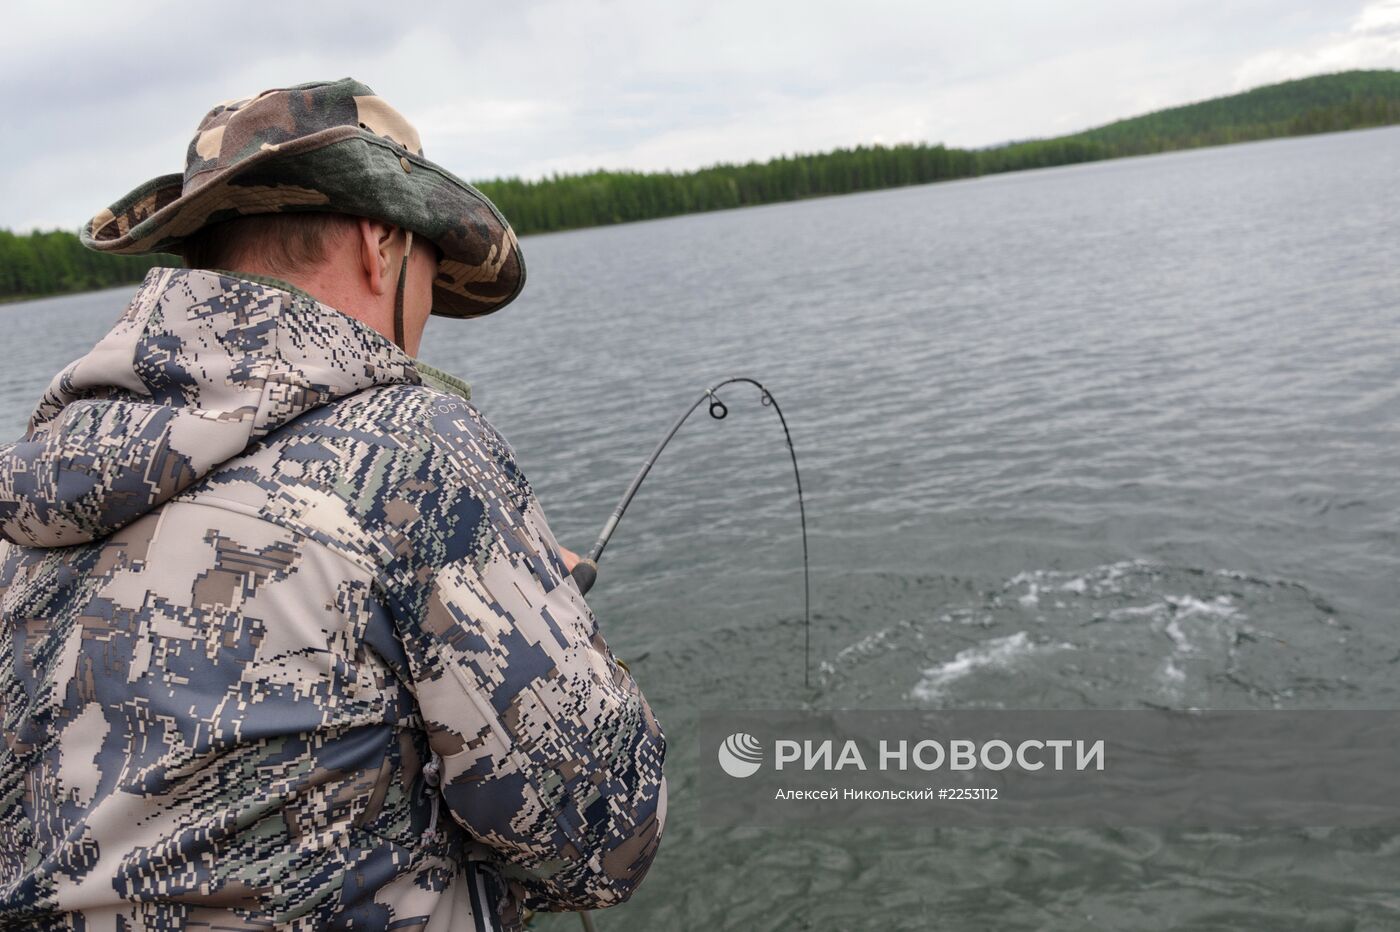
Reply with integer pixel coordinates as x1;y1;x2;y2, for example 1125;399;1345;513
212;269;316;304
207;268;465;394
210;264;402;351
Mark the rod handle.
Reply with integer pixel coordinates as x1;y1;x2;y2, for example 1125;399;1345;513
569;558;598;595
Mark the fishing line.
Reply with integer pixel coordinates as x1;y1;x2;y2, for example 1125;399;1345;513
568;377;811;688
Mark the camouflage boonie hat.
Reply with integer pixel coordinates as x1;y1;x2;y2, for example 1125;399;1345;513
80;78;523;318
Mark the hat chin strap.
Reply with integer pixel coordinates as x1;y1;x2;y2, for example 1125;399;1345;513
393;229;414;352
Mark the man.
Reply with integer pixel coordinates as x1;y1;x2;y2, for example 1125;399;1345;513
0;79;666;930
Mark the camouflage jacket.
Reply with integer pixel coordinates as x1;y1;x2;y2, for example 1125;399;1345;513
0;269;667;930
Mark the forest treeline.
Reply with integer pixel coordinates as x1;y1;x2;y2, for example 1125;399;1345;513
4;69;1399;300
480;70;1400;232
0;230;173;302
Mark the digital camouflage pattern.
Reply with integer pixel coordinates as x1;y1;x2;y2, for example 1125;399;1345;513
81;79;525;320
0;268;666;930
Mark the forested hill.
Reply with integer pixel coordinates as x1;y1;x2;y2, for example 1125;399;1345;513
4;70;1399;300
973;69;1400;173
1068;68;1400;152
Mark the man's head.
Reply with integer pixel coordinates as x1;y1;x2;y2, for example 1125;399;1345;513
81;78;525;332
183;212;440;355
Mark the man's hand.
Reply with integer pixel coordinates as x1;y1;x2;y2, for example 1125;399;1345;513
559;545;581;574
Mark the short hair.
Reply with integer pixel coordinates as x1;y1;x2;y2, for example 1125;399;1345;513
182;212;359;276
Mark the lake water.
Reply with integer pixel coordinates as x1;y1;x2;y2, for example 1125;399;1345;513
5;126;1400;929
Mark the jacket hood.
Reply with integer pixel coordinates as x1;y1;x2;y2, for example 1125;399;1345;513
0;267;420;548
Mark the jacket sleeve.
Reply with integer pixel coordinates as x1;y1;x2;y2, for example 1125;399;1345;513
389;403;667;911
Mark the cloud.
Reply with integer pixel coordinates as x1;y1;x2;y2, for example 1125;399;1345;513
1233;0;1400;88
0;0;1381;230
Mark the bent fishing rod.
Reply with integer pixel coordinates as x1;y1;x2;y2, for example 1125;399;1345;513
566;377;811;688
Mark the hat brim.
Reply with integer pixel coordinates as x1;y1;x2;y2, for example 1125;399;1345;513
81;126;524;319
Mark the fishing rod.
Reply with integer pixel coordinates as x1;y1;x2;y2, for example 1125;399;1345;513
567;377;811;687
564;378;808;932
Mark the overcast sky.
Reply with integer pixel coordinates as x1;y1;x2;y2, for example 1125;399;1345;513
3;0;1398;230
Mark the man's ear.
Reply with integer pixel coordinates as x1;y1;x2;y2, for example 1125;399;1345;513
356;217;400;297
